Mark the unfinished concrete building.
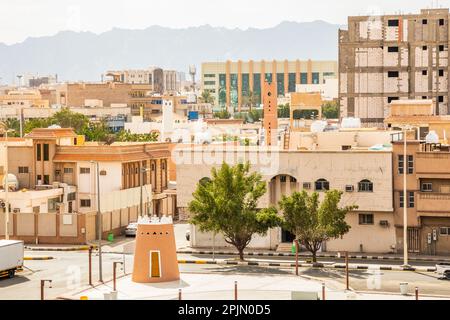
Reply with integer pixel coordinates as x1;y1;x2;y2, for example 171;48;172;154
339;8;450;127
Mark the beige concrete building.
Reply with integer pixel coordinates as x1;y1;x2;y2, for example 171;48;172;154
175;145;395;253
0;89;49;108
201;59;337;111
385;99;450;254
0;128;176;244
340;8;450;126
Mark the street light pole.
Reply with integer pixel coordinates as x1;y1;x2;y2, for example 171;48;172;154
4;129;9;240
113;261;123;291
91;161;103;282
403;128;409;267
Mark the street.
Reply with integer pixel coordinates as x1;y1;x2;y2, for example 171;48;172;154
1;249;449;300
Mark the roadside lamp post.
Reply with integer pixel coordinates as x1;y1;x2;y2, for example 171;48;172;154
90;160;103;282
40;279;52;300
0;124;14;240
400;126;413;268
345;251;349;290
113;261;123;291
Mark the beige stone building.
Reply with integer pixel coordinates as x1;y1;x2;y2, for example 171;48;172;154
0;128;176;244
175;145;395;253
340;8;450;126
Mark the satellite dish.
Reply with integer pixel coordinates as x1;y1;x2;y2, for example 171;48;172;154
425;130;439;144
3;173;19;191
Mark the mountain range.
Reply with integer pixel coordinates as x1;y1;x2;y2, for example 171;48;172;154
0;21;344;84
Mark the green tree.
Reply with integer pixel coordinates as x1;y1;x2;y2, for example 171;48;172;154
188;162;281;260
116;129;159;142
52;108;90;134
82;120;112;142
277;103;290;118
322;101;340;119
24;118;54;134
199;90;215;105
278;190;357;262
214;109;231;119
0;119;20;137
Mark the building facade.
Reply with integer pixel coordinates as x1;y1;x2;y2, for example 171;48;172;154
340;8;450;126
201;60;337;111
175;146;395;253
0;128;176;244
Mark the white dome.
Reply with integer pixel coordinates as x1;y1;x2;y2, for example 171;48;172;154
310;120;327;133
425;130;439;144
341;117;361;129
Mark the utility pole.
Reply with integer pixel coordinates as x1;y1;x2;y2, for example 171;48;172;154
88;246;93;286
4;129;9;240
295;239;299;276
402;127;410;267
91;161;103;282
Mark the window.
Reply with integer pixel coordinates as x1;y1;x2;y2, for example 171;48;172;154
407;155;414;174
388;46;399;53
315;179;329;191
44;175;49;185
303;182;311;189
423;46;427;50
80;199;91;207
300;73;308;84
358;179;373;192
80;167;90;174
359;214;374;225
422;70;427;76
388;71;399;78
439;96;444;103
64;167;73;174
312;72;320;84
204;74;215;78
67;192;76;201
408;191;415;208
399;191;404;208
48;198;58;212
439;45;445;52
422;19;428;24
18;166;29;174
43;144;49;161
37;175;42;184
388;19;399;27
280;175;287;183
36;144;41;161
440;227;449;236
398;155;404;174
421;182;432;192
440;19;445;26
204;81;215;86
388;97;399;104
439;69;444;77
422;96;428;99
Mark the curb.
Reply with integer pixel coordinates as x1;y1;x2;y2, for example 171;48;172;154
24;256;54;260
177;259;436;272
177;250;450;263
25;245;96;252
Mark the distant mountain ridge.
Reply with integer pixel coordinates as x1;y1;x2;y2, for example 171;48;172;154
0;21;343;83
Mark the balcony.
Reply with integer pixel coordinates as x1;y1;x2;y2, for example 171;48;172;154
416;151;450;175
417;192;450;214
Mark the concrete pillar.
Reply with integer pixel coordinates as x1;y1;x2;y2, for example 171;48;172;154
286;176;291;195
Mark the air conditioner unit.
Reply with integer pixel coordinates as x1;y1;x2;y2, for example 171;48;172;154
303;182;311;190
380;220;390;227
345;185;354;192
13;208;20;213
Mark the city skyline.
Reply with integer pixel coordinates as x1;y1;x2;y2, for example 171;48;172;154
0;0;448;45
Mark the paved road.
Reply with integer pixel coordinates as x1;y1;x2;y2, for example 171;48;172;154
177;253;440;267
1;250;449;300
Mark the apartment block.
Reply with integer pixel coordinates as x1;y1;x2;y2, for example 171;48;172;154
0;128;176;244
201;60;337;111
340;8;450;126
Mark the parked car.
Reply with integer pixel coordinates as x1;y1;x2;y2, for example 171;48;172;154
436;262;450;279
0;240;24;279
125;222;138;237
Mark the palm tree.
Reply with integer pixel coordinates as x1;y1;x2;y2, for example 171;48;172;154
246;90;256;112
199;90;215;105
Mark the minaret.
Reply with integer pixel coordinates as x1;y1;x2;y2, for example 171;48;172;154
263;80;278;146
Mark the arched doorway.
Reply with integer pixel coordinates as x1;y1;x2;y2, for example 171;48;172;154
269;174;298;204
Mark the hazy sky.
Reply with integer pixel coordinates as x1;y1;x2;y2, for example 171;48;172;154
1;0;448;44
